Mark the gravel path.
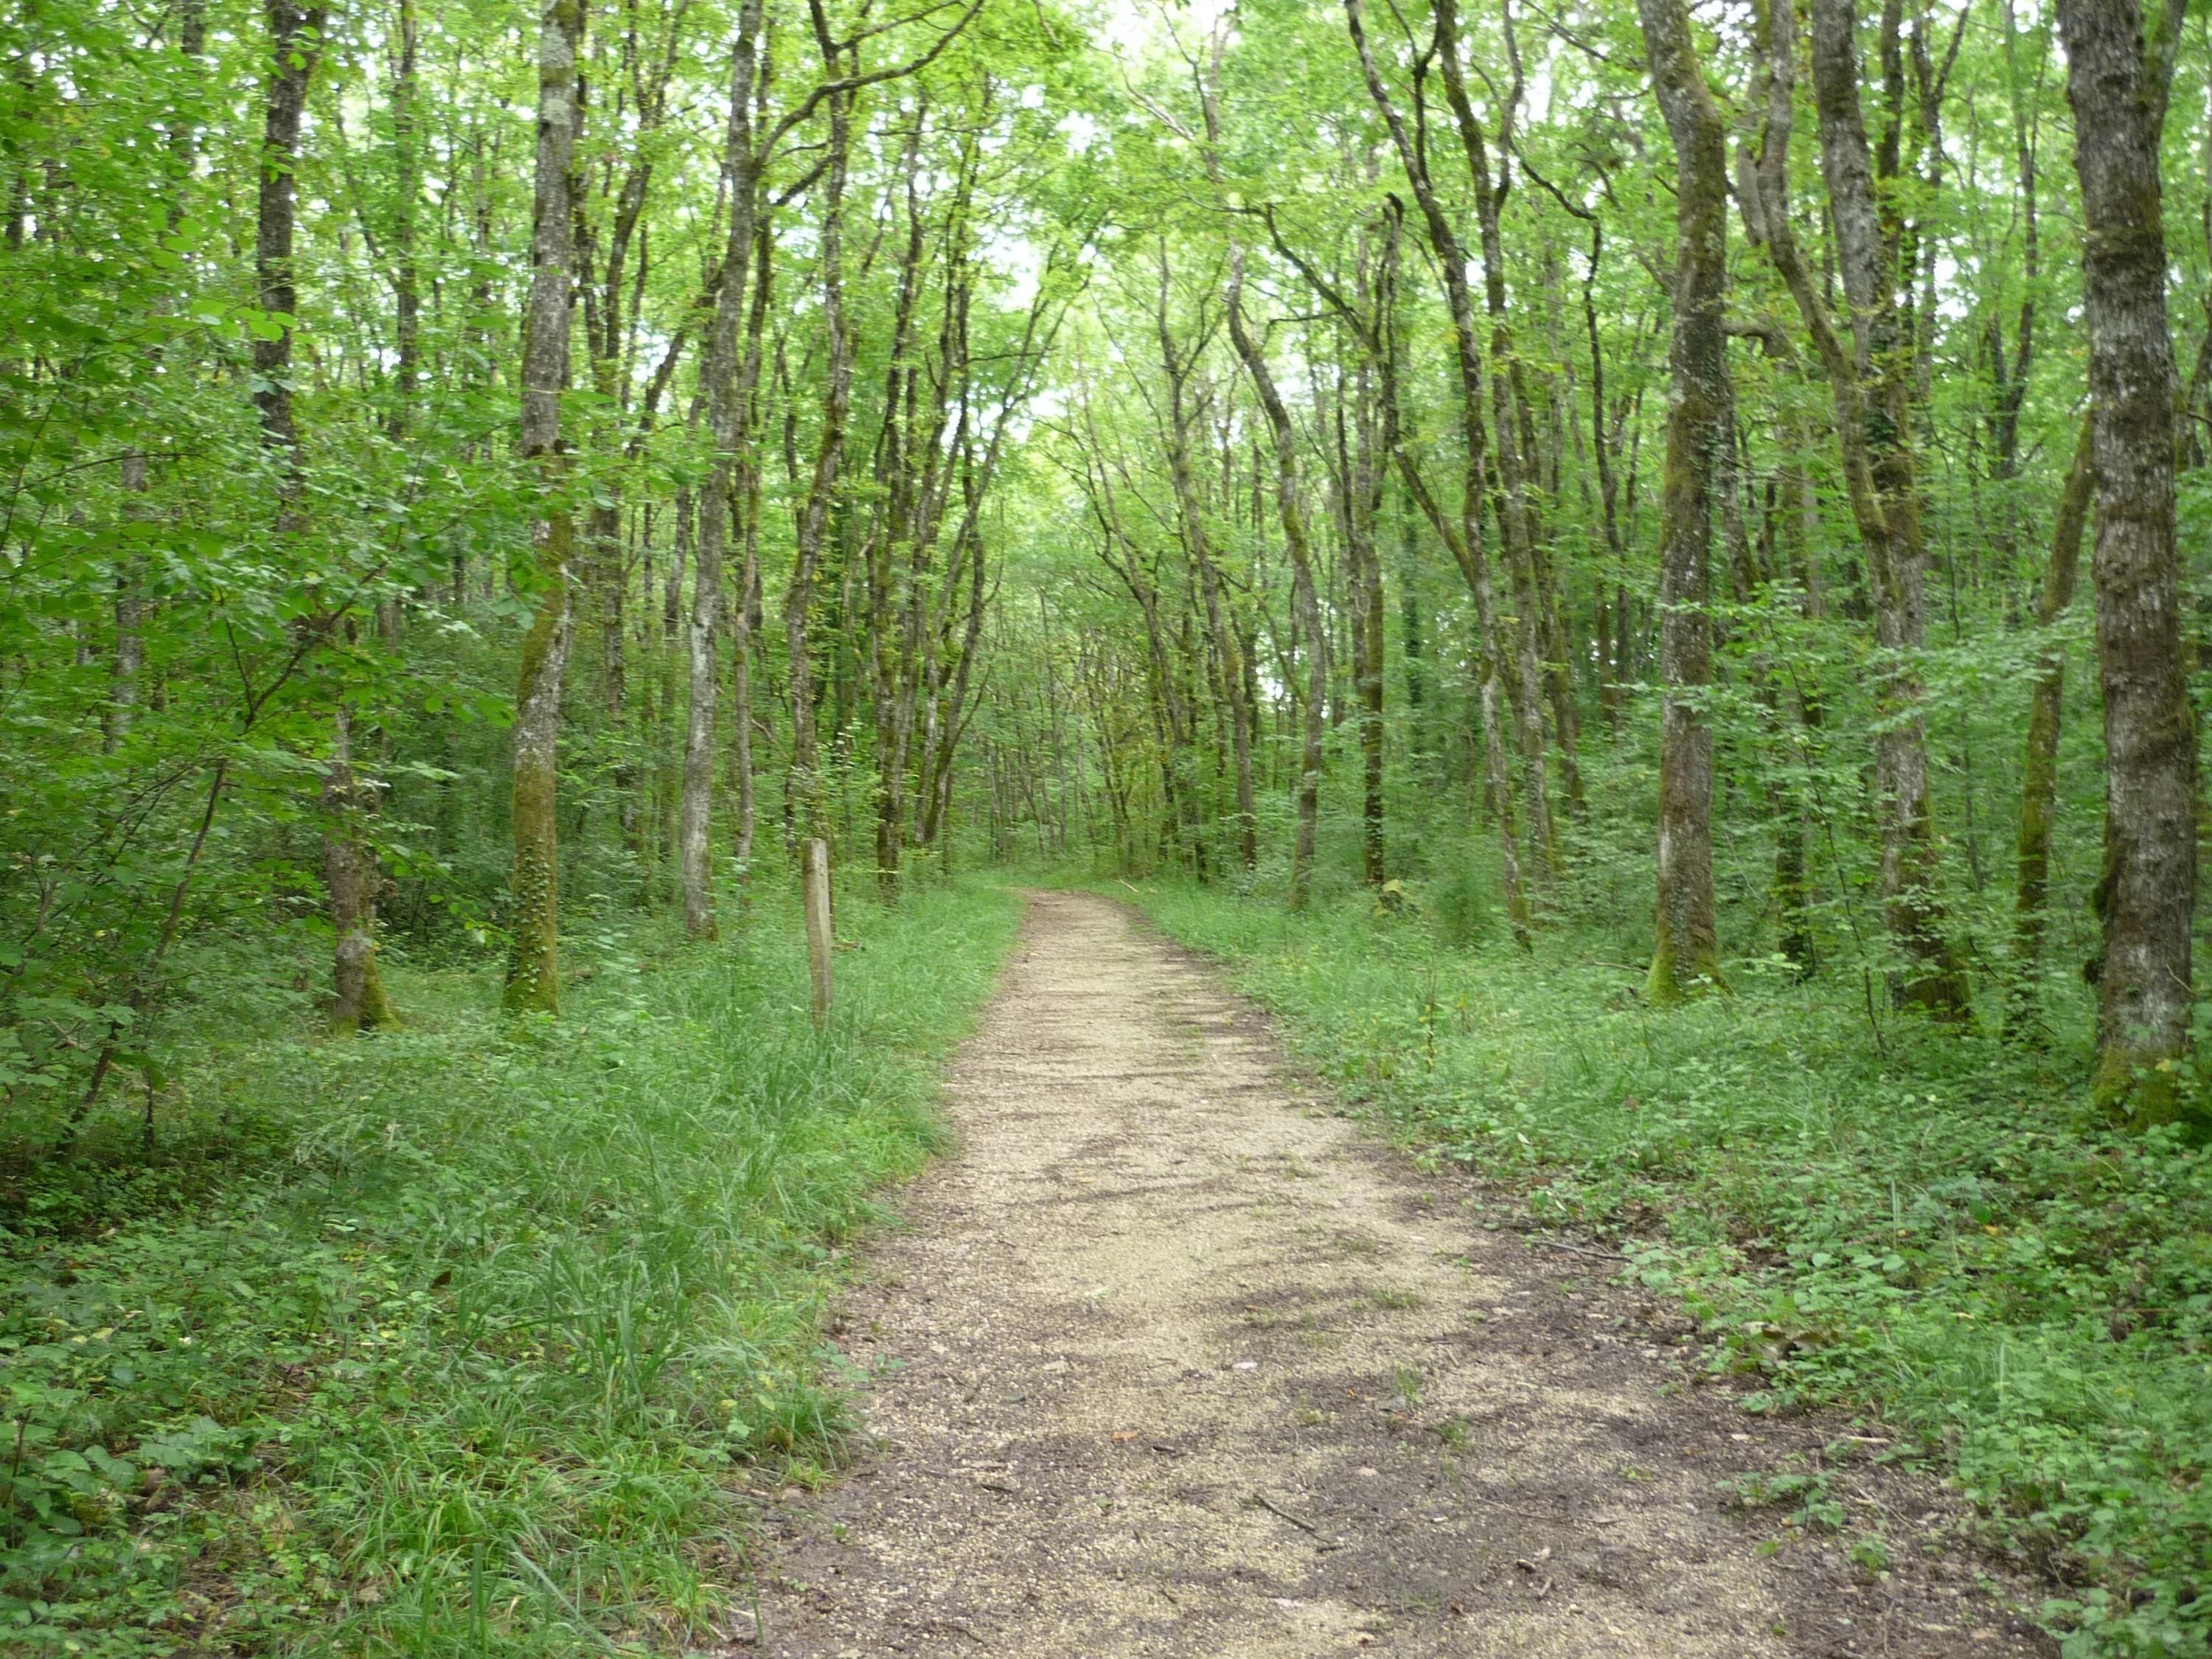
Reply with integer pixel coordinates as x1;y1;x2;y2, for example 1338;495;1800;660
751;889;2053;1658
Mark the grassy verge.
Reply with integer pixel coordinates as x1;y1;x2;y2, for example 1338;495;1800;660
1;877;1021;1658
1120;879;2211;1659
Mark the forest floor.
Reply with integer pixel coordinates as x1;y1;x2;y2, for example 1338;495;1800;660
749;889;2056;1658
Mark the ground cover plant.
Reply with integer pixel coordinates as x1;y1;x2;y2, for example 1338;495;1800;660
1124;874;2212;1658
1;877;1021;1656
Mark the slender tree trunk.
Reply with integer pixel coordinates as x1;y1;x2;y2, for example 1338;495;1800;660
731;219;773;888
1353;437;1387;888
2008;416;2094;1034
503;0;584;1015
679;0;764;940
1155;252;1256;870
389;0;420;443
1804;0;1971;1018
258;0;397;1027
254;0;323;467
107;462;145;755
325;701;399;1029
2059;0;2197;1119
785;55;856;846
1222;248;1325;906
1745;0;1969;1016
1343;0;1530;939
1433;0;1560;877
1639;0;1728;1000
658;483;689;904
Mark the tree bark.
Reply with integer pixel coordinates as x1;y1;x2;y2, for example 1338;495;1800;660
1744;0;1969;1016
1638;0;1728;1001
1804;0;1971;1018
2059;0;2197;1119
1222;247;1324;908
1343;0;1531;940
785;37;857;846
680;0;764;941
731;217;773;889
325;701;399;1030
2008;416;2093;1034
503;0;584;1015
1192;42;1321;900
1155;252;1257;871
1432;0;1561;874
254;0;324;464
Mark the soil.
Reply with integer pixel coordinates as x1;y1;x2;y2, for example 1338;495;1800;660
746;889;2057;1657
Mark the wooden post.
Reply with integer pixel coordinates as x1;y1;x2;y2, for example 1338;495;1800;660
803;837;833;1026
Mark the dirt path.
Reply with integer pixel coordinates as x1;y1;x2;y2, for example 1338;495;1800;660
752;891;2052;1658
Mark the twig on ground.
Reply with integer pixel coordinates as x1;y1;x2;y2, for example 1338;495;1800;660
1522;1234;1630;1263
1248;1491;1321;1534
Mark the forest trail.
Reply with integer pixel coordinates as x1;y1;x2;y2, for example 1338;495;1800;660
752;891;2051;1658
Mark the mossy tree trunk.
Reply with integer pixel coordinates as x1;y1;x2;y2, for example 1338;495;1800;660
1805;0;1972;1020
325;700;398;1031
503;0;583;1016
2058;0;2197;1122
681;0;765;942
1343;0;1531;943
1432;0;1561;879
1637;0;1728;1002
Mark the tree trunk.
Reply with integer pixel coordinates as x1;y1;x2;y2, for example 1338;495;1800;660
389;0;420;443
1745;0;1969;1016
1222;242;1325;906
254;0;324;465
1353;425;1388;888
2059;0;2197;1119
1432;0;1560;876
731;218;773;889
1344;0;1530;940
1638;0;1728;1001
680;0;764;940
258;0;397;1028
325;702;398;1030
1155;251;1257;871
503;0;584;1015
1804;0;1971;1018
2008;416;2094;1034
785;47;857;846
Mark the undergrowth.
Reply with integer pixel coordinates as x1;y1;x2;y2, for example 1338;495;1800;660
1124;877;2212;1659
1;877;1021;1657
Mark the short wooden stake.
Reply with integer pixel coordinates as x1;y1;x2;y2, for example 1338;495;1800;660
803;837;833;1026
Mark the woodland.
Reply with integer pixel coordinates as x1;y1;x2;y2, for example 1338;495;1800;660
4;0;2212;1649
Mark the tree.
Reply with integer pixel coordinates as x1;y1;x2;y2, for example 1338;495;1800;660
504;0;585;1015
2058;0;2197;1120
680;0;766;942
1636;0;1725;1001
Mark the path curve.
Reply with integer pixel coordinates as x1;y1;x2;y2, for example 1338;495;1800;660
754;890;2051;1658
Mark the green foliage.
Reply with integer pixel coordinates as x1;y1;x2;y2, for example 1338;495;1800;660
1;878;1021;1655
1130;878;2212;1658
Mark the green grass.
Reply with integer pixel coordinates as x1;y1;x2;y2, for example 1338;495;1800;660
1120;877;2212;1659
1;876;1022;1657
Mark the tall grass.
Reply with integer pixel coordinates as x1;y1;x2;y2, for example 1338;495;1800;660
1124;876;2212;1659
1;877;1021;1657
